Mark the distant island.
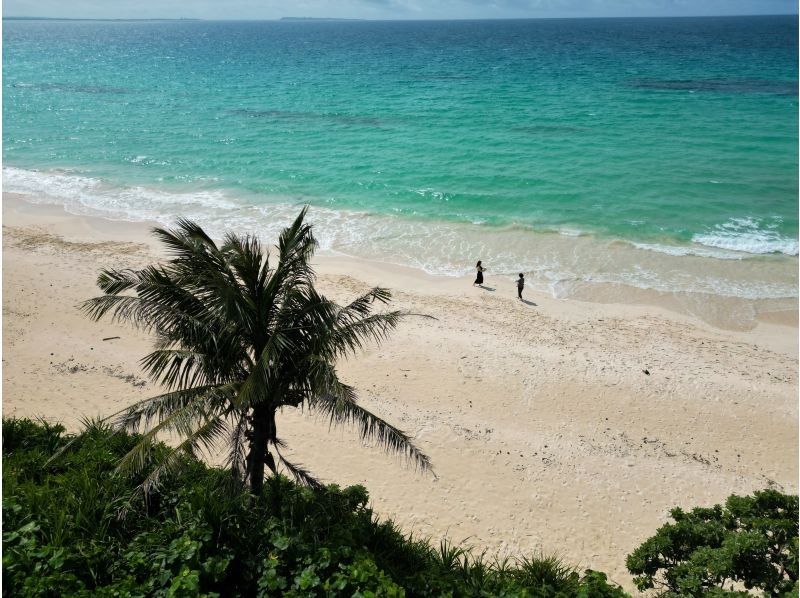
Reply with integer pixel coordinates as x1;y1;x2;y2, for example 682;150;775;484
3;16;203;21
5;16;363;22
280;17;363;21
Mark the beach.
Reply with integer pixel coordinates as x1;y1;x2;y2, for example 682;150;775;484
4;192;797;589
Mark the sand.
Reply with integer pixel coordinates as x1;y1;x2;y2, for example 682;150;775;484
3;192;798;590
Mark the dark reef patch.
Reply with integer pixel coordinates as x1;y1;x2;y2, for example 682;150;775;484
626;78;798;95
11;82;132;94
229;108;386;127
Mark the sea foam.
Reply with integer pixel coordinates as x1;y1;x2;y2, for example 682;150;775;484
3;166;239;225
692;217;798;256
632;242;748;260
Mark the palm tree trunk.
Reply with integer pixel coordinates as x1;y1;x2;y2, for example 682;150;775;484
247;406;266;496
246;405;278;496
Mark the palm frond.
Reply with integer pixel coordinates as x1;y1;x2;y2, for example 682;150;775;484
310;381;432;474
150;223;256;331
273;444;324;490
277;206;316;265
95;267;148;295
113;384;235;433
224;410;250;480
335;400;431;473
222;233;267;294
235;328;295;409
326;310;408;358
115;388;224;475
151;219;218;257
80;292;211;341
339;287;393;316
136;414;228;494
295;286;431;361
139;348;207;390
264;207;317;301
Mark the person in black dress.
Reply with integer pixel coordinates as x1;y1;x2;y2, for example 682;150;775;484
473;260;485;286
516;273;524;300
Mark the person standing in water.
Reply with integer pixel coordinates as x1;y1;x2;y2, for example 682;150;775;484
473;261;485;287
516;273;524;300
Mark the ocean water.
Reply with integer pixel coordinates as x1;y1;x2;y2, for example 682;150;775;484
3;17;798;317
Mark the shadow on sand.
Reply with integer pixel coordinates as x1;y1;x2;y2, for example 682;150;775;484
520;298;537;306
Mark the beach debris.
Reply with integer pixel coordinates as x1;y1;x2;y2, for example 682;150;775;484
103;366;147;387
102;336;121;341
642;368;650;375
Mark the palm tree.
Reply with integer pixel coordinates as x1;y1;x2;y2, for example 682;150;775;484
81;208;431;495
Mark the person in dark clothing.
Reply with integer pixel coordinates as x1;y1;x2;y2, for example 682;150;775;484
473;260;485;287
516;273;524;300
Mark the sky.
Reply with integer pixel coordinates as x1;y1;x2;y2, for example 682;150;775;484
4;0;798;20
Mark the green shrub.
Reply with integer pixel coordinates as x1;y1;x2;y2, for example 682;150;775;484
626;489;799;597
3;418;628;596
2;417;65;454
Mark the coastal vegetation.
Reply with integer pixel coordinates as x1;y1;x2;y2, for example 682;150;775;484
3;418;626;596
4;418;797;596
627;489;798;596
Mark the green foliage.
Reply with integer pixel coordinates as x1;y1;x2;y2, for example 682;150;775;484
2;417;65;453
626;489;799;597
3;418;629;596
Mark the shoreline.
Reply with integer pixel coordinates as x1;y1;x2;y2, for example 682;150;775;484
4;186;798;333
3;191;798;589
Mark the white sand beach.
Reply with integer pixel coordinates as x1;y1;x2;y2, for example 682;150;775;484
3;192;797;589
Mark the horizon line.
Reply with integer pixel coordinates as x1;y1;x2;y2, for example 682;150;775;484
3;13;797;23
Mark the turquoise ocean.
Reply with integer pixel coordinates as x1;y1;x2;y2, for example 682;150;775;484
3;16;798;323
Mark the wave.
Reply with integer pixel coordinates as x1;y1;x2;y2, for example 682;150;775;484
692;217;798;256
2;167;239;222
632;242;749;260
